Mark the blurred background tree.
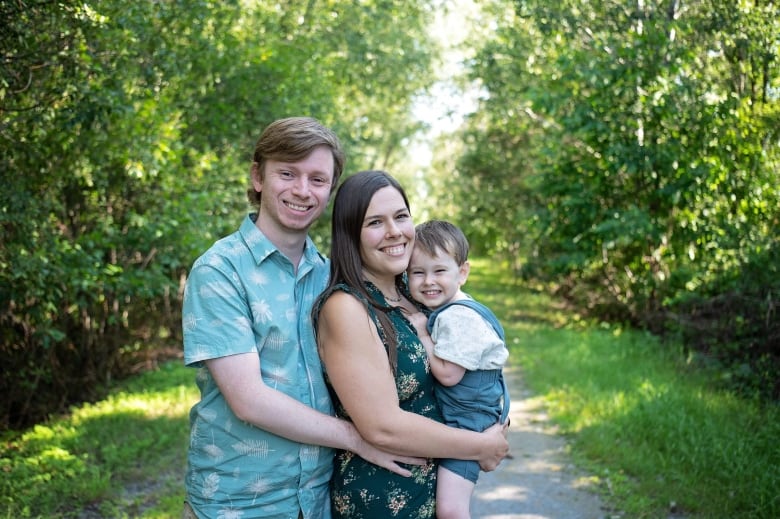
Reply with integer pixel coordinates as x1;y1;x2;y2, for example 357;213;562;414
0;0;438;428
441;0;779;398
2;0;777;429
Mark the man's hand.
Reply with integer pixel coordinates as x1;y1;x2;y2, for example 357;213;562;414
353;437;426;477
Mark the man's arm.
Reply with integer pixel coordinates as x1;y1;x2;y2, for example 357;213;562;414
206;353;424;475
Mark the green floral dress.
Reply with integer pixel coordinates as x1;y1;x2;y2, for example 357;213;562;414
316;281;442;518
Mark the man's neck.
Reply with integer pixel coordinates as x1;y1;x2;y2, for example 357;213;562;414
254;217;307;269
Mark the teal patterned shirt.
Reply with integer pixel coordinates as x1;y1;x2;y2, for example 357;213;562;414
182;214;333;519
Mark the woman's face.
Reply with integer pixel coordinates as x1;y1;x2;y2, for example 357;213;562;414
359;186;415;283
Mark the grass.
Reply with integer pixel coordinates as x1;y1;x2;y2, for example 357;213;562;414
0;362;197;518
467;259;780;519
2;258;778;518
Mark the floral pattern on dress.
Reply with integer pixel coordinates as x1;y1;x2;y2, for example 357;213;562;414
321;282;443;518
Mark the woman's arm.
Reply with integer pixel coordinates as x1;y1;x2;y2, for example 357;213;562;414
206;353;424;476
317;292;508;469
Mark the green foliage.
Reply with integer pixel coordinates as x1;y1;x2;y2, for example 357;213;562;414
466;259;780;519
0;362;196;518
520;324;780;518
454;0;779;398
4;260;779;518
1;0;438;429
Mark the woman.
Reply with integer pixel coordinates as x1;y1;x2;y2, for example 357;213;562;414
313;170;509;518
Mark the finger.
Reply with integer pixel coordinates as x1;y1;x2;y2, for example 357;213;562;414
386;463;413;477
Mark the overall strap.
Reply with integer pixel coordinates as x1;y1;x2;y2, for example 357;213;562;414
426;297;505;341
427;297;511;423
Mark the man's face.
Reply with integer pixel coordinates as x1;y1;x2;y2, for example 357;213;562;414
252;145;334;238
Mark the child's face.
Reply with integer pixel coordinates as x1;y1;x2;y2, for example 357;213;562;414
407;247;469;310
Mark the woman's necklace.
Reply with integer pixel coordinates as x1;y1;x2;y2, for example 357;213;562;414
382;286;403;303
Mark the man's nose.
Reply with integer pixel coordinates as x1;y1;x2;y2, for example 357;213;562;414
292;177;310;195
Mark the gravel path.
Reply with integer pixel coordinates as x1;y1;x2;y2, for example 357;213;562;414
107;366;610;518
471;367;608;519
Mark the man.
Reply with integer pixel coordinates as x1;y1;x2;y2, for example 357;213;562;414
182;117;418;519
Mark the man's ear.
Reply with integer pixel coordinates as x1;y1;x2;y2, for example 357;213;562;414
250;162;263;192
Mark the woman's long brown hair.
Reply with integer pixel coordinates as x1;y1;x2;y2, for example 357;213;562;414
314;170;410;374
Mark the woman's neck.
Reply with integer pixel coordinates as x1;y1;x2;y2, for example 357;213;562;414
363;272;399;300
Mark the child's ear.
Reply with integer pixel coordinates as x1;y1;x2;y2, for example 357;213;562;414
459;260;470;285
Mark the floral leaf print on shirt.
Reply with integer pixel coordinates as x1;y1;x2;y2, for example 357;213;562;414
217;506;244;519
265;328;288;351
182;312;201;333
232;439;272;458
202;472;220;499
245;474;273;504
204;442;225;462
251;300;273;324
267;364;292;388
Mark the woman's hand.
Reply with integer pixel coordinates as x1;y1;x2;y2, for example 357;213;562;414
478;421;510;472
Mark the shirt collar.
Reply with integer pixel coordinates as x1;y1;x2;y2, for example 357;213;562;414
240;213;326;268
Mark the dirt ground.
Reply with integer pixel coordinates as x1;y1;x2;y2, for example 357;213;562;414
107;366;611;518
470;367;610;519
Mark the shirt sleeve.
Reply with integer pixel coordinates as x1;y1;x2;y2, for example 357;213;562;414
182;257;257;366
431;305;508;371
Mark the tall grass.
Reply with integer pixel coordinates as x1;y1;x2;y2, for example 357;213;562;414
0;362;197;518
467;258;780;519
1;258;778;518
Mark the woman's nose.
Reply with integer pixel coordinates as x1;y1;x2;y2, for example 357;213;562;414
385;220;400;237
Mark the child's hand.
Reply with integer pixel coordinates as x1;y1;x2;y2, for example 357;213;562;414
406;311;429;336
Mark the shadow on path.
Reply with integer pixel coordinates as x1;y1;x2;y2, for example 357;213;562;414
471;367;608;519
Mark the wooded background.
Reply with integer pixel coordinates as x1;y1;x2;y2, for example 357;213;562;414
2;0;777;430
